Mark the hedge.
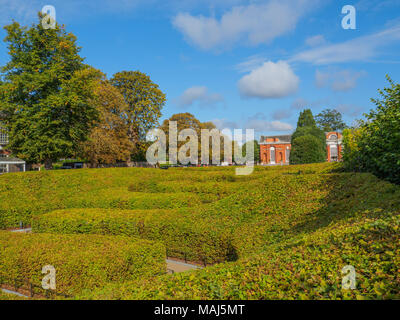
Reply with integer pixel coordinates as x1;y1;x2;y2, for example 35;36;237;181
0;231;165;296
79;213;400;300
32;208;237;264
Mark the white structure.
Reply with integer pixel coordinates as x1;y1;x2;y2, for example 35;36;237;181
0;123;26;174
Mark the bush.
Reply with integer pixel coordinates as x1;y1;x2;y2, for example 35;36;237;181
32;208;238;264
0;231;165;296
343;76;400;184
290;135;326;164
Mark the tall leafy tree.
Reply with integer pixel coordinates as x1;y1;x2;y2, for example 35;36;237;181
110;71;166;156
159;113;231;164
343;76;400;184
0;14;99;168
290;109;326;164
242;140;260;163
80;80;134;167
315;108;347;132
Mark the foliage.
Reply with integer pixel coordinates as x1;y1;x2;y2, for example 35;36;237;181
1;163;400;300
0;15;100;168
290;109;326;164
110;71;166;155
343;76;400;184
32;208;237;264
0;231;165;296
290;135;326;165
241;140;260;163
160;113;233;164
315;108;347;132
80;80;133;166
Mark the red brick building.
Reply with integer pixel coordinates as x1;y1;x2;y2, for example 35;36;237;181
325;131;343;162
260;135;292;165
260;132;343;165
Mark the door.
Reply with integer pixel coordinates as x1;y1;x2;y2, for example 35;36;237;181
270;147;276;164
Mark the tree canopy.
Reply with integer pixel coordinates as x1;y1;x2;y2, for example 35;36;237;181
290;109;326;164
0;15;99;168
80;80;134;166
315;109;347;132
110;71;166;151
343;76;400;184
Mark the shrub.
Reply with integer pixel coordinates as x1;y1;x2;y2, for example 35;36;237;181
343;76;400;184
32;208;237;264
0;231;165;296
290;135;326;164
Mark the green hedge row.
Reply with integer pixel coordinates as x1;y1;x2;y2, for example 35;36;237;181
32;208;238;264
0;189;211;229
79;213;400;300
0;231;165;296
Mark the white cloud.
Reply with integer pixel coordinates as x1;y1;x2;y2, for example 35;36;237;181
305;35;326;47
175;86;224;108
173;0;316;50
315;69;367;92
245;118;293;131
336;104;364;117
291;24;400;65
212;113;293;133
238;61;299;99
211;118;240;130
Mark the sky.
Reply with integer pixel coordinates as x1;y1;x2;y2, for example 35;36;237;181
0;0;399;140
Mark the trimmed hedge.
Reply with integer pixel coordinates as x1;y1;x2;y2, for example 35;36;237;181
0;231;165;296
79;213;400;300
32;208;237;264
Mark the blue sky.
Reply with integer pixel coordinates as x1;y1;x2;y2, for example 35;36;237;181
0;0;400;139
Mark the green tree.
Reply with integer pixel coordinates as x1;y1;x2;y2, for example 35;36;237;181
242;140;260;163
159;113;232;164
290;109;326;164
315;108;347;132
343;76;400;184
0;15;99;169
110;71;166;158
290;135;326;165
80;80;134;167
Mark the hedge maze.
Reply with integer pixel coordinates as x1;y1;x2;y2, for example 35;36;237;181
1;163;399;299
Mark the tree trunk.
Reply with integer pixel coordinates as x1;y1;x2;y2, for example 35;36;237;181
44;159;53;170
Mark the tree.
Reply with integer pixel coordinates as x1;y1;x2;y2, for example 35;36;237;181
159;113;231;164
290;135;326;165
0;15;99;169
242;140;260;163
290;109;326;164
315;109;347;132
343;76;400;184
110;71;166;157
80;80;134;167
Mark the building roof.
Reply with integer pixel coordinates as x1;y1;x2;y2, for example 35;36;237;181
260;135;292;144
0;157;25;164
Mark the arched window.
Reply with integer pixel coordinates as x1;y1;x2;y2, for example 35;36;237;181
329;134;338;140
270;147;276;164
330;145;338;161
285;147;290;163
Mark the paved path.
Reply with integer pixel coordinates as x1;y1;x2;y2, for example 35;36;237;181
166;259;202;274
10;228;31;233
1;288;29;298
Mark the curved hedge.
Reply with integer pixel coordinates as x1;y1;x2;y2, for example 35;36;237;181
0;231;165;296
32;208;238;264
79;214;400;300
